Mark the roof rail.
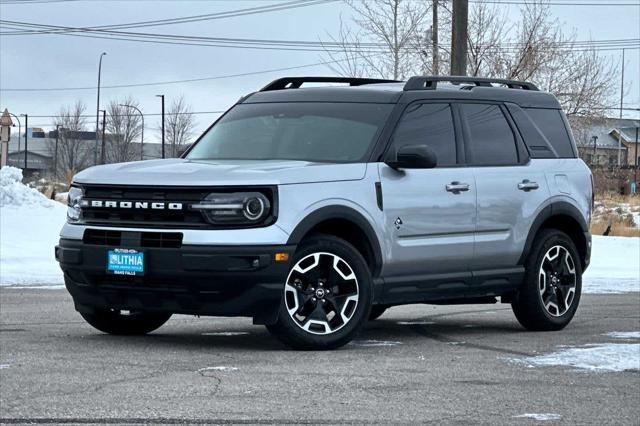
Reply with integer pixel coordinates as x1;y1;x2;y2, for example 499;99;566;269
260;77;401;92
403;76;539;91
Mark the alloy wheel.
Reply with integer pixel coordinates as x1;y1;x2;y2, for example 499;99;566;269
284;252;359;335
538;245;577;317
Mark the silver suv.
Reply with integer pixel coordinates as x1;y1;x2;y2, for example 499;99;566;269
56;76;593;350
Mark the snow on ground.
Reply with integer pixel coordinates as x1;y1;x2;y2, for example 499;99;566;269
513;343;640;372
583;235;640;294
605;331;640;339
512;333;640;373
513;413;562;421
0;167;66;286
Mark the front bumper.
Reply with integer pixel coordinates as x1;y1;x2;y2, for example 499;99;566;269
56;238;295;323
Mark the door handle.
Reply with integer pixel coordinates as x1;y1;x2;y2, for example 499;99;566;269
446;182;470;193
518;180;539;191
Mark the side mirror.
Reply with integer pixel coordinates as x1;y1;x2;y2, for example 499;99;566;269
386;145;438;169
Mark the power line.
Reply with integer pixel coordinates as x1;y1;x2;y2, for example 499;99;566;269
0;0;337;34
0;55;386;92
26;110;225;118
2;0;639;4
1;20;637;54
468;0;639;5
2;19;637;49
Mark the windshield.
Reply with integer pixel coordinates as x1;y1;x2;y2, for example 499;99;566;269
187;102;393;163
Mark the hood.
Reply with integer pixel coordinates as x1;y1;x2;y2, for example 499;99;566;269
73;158;368;186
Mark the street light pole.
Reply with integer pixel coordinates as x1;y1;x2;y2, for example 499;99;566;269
54;124;61;177
21;114;28;170
156;95;165;159
100;109;107;164
119;104;144;161
7;112;21;152
94;52;107;165
617;48;626;167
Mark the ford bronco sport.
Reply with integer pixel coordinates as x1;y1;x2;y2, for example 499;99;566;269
56;76;592;350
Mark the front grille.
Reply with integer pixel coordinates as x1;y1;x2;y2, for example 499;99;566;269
79;184;276;229
81;186;211;228
83;229;183;248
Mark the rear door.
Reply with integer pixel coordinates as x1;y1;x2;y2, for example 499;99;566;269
458;103;550;276
379;102;476;282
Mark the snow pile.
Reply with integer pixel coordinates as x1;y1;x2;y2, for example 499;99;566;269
583;236;640;294
0;167;67;285
514;343;640;372
0;166;59;208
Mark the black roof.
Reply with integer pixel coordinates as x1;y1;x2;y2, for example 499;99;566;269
243;76;560;109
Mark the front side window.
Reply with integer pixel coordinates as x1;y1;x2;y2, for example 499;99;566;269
187;103;393;163
391;103;457;166
461;104;518;166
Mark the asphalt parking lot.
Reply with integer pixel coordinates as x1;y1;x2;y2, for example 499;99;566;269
0;288;638;425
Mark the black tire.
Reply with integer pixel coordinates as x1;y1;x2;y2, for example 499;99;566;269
80;308;172;335
369;305;388;321
512;228;582;331
266;234;373;350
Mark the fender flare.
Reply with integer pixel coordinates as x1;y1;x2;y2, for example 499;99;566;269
287;205;383;276
518;201;589;266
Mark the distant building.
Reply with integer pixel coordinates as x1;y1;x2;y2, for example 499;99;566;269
6;127;167;177
571;117;640;167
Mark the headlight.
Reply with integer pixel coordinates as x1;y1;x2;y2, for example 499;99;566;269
192;192;272;225
67;186;83;222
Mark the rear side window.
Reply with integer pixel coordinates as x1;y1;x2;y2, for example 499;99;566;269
524;108;576;158
460;104;518;166
391;103;457;166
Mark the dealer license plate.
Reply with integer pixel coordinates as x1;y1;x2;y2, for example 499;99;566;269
107;249;144;276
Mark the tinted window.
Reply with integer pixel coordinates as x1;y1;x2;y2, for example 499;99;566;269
525;108;575;158
461;104;518;165
392;103;456;166
188;103;393;163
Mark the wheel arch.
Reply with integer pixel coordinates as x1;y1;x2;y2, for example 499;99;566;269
287;206;383;277
519;201;590;269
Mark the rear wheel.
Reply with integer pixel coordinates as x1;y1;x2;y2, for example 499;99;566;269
80;308;172;335
512;229;582;331
267;235;373;350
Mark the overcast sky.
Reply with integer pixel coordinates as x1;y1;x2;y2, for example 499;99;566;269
1;0;638;142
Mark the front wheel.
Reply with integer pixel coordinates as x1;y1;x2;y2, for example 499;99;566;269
512;229;582;331
80;308;172;335
267;235;373;350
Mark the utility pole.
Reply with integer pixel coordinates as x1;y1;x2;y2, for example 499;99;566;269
634;126;638;192
54;124;61;177
100;109;107;164
617;48;625;167
22;114;28;170
591;135;598;165
450;0;468;76
157;94;165;159
94;52;107;165
432;0;439;75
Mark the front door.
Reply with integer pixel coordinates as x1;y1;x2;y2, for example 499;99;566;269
379;102;476;290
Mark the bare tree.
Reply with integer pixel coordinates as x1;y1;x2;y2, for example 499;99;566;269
49;100;92;179
105;96;142;164
325;0;618;118
323;0;430;79
161;96;196;158
467;1;618;117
